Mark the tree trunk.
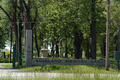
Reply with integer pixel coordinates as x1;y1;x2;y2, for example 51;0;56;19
3;52;6;58
86;36;90;59
65;37;68;58
90;0;96;59
101;36;106;58
18;0;24;65
9;27;12;63
51;42;54;58
74;26;80;59
56;41;59;57
60;40;63;57
34;27;40;57
80;33;83;59
13;0;18;62
18;14;22;65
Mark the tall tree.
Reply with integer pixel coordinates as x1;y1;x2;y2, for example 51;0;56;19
91;0;96;59
0;0;18;62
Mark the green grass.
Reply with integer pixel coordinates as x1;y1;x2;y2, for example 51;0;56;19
1;58;120;74
15;58;118;74
2;63;119;74
1;64;12;67
1;58;120;80
0;73;120;80
1;59;120;80
19;65;119;74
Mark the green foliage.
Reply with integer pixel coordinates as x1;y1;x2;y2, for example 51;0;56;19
108;1;120;57
0;0;120;58
0;57;13;63
0;0;12;49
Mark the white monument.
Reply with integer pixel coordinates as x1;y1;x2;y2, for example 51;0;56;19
41;39;49;58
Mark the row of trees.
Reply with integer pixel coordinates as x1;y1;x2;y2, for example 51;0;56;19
0;0;120;62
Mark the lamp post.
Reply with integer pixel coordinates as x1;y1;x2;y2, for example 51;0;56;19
106;0;110;71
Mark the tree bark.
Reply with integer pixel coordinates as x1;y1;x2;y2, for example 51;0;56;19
13;0;19;62
65;37;68;58
51;42;55;58
0;6;11;20
90;0;96;59
34;27;40;57
80;33;83;59
101;36;106;58
18;0;24;65
18;14;22;65
56;41;59;57
74;25;80;59
32;9;39;57
86;36;90;59
105;0;110;71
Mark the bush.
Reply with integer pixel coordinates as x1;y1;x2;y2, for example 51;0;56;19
0;57;13;63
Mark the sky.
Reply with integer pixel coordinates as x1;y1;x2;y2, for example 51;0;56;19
5;46;10;51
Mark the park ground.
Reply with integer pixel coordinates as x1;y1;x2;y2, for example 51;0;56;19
0;58;120;80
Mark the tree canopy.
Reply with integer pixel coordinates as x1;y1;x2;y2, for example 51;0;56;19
0;0;119;59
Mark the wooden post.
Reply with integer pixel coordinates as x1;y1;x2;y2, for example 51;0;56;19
105;0;110;71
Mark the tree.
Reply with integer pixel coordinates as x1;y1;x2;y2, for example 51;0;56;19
0;0;17;63
90;0;96;59
0;0;12;49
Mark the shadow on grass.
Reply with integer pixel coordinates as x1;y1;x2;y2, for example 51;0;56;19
0;67;13;69
31;65;62;72
16;65;25;69
86;65;105;70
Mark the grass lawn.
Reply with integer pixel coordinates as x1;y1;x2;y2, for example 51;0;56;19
1;63;119;74
1;73;120;80
1;58;120;80
20;65;119;74
21;58;116;74
1;58;119;74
